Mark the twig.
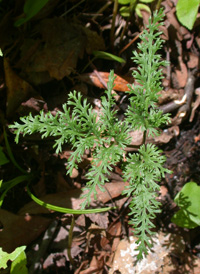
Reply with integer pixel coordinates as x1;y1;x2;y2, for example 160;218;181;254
119;31;142;56
160;69;198;118
67;215;76;267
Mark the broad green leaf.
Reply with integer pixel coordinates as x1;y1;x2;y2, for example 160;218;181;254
118;0;131;4
23;0;49;17
0;48;3;56
10;249;28;274
0;146;9;165
135;3;151;18
176;0;200;30
15;0;50;27
93;51;125;63
171;182;200;228
140;0;155;3
0;246;26;270
119;6;131;17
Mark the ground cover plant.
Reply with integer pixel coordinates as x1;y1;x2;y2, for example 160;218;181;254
9;9;171;260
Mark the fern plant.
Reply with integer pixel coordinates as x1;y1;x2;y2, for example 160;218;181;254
9;9;170;259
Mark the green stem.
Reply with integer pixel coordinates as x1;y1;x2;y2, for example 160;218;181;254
156;0;162;10
68;215;76;267
27;185;116;214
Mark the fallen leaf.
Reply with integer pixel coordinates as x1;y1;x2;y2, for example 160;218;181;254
166;8;183;41
129;127;179;146
4;58;36;117
87;224;106;240
159;185;168;197
187;52;199;69
18;18;105;84
80;254;104;274
190;88;200;122
0;11;18;52
85;212;109;229
0;209;51;253
78;72;132;92
175;57;188;88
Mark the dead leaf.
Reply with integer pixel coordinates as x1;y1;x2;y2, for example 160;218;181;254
0;209;51;253
0;11;18;52
166;8;183;41
108;221;122;252
100;221;122;264
153;128;179;144
78;72;132;92
190;88;200;122
159;185;168;197
175;57;188;88
4;58;36;117
129;127;179;146
85;212;109;229
83;27;105;55
20;96;45;114
80;254;104;274
55;171;72;192
18;18;105;84
87;224;106;240
187;52;199;69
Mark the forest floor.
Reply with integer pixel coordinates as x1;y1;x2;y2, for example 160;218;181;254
0;0;200;273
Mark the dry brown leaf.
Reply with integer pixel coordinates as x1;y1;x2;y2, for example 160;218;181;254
85;212;109;229
129;126;179;146
109;222;121;252
18;18;105;85
78;72;132;92
159;185;168;197
175;57;188;88
190;88;200;122
0;11;18;51
80;254;104;274
166;8;183;41
76;214;86;227
0;209;51;253
4;58;36;117
100;221;122;264
187;52;199;69
87;224;106;240
55;171;72;193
